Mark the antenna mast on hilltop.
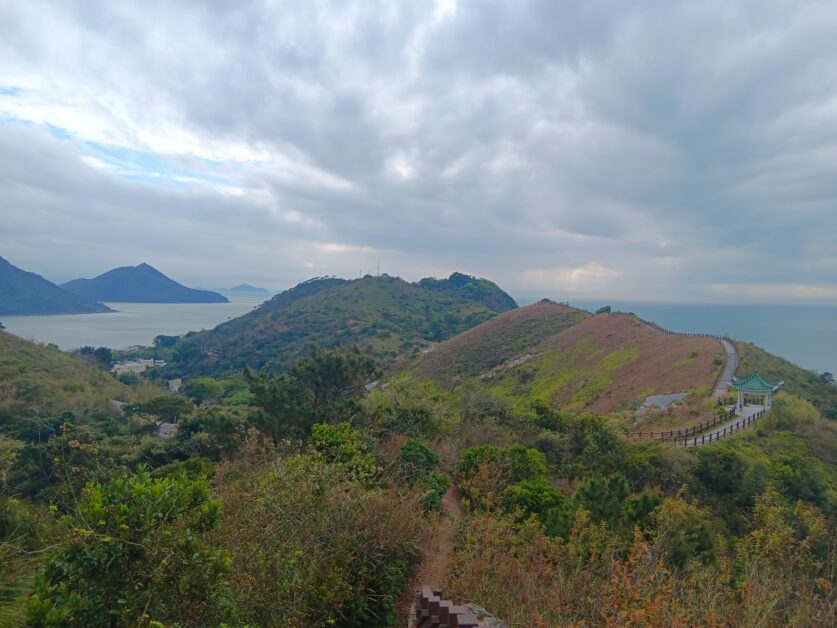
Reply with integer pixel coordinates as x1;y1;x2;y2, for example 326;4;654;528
377;261;380;276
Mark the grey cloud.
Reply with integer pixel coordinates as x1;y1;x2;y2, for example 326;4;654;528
1;0;836;301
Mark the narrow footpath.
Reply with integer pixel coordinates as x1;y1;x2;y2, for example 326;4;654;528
403;487;464;624
684;404;763;447
416;487;463;586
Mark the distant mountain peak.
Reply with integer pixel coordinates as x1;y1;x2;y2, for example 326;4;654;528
62;264;229;304
227;283;269;293
0;256;112;315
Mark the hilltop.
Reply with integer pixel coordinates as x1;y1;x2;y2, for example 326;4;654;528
166;273;517;377
0;256;112;316
407;310;724;414
408;300;589;380
62;263;228;303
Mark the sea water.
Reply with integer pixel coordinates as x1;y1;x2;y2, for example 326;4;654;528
1;293;269;351
568;300;836;376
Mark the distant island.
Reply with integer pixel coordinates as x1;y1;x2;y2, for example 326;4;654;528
62;263;229;303
0;256;113;315
224;284;269;293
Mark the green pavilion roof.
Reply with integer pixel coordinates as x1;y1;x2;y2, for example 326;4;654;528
731;372;783;393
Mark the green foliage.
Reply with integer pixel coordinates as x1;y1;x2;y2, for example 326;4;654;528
182;376;224;404
396;439;439;480
0;332;129;430
696;446;746;495
650;496;715;568
26;468;231;626
502;478;566;519
216;450;430;626
625;489;665;527
458;444;548;485
394;440;447;510
247;346;380;442
573;474;630;527
412;472;451;512
175;405;256;459
126;395;194;422
309;422;378;481
364;381;452;438
168;273;516;378
153;335;179;348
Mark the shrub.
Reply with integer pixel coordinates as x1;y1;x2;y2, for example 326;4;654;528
396;439;439;480
215;451;430;626
309;422;378;482
26;468;230;627
502;477;567;519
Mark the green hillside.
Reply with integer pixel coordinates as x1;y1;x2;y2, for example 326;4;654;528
0;256;112;316
166;273;517;377
0;331;130;426
737;341;837;419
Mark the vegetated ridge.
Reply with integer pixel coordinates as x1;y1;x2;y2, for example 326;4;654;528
166;273;517;377
0;329;130;423
409;309;724;414
62;263;228;303
0;256;113;316
407;299;589;380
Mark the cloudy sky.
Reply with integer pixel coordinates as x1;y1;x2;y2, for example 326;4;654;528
2;0;836;303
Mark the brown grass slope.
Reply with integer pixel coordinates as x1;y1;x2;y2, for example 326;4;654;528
408;300;589;380
409;311;725;415
494;313;724;413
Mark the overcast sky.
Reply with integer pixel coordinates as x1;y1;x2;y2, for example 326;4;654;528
1;0;836;303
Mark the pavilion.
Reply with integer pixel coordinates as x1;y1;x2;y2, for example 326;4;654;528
730;372;783;414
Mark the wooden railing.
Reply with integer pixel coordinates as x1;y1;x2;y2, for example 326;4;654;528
629;408;735;441
411;586;480;628
677;409;765;447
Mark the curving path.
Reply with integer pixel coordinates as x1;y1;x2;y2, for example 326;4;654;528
682;404;764;447
714;338;738;395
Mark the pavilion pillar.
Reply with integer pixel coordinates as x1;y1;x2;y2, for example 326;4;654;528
765;391;772;410
737;389;744;414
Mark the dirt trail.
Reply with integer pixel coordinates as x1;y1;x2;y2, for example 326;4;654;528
416;487;464;587
402;486;464;624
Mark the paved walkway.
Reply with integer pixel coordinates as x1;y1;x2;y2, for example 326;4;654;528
714;338;738;395
683;404;763;447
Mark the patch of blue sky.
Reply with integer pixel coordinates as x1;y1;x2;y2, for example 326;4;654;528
0;115;239;189
84;141;236;188
0;86;24;96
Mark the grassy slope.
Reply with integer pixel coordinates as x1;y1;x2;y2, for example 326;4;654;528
169;274;517;377
0;331;131;425
492;314;724;413
407;301;589;380
737;341;837;419
407;312;724;415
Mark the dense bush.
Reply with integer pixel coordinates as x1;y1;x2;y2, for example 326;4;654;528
26;468;231;627
215;449;430;627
